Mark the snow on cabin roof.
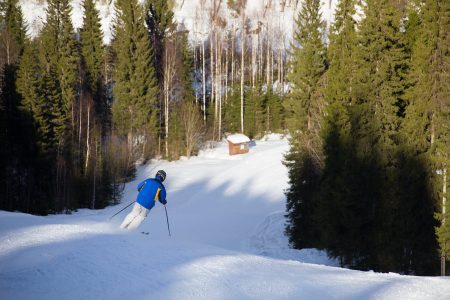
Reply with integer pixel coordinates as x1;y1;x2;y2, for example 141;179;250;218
226;134;250;144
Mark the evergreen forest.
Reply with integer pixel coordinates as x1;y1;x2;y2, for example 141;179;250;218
0;0;448;276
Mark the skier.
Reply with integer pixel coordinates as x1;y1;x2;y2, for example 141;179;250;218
120;170;167;230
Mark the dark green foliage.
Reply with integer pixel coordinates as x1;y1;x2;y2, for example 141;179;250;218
0;0;25;60
263;88;284;133
285;0;445;275
284;139;322;249
402;0;450;269
39;0;79;151
145;0;175;84
180;30;195;104
0;1;36;213
112;0;158;141
244;86;264;139
284;0;327;133
80;0;105;117
284;0;327;250
223;84;241;134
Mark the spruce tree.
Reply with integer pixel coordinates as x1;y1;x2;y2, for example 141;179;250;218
244;86;263;139
17;41;51;153
223;84;241;134
33;0;80;211
350;0;436;273
80;0;105;115
0;0;25;63
263;88;283;134
317;0;369;267
284;0;327;251
0;0;33;213
112;0;159;156
284;0;327;134
180;30;195;104
40;0;79;152
145;0;175;84
403;0;450;273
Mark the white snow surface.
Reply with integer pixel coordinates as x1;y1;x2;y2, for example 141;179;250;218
1;135;450;300
226;133;250;144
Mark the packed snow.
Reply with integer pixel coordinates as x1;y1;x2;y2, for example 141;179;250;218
1;135;449;300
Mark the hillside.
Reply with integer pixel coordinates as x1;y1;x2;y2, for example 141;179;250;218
1;136;449;300
19;0;337;44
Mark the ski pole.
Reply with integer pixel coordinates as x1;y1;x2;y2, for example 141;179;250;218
109;201;135;220
164;205;171;237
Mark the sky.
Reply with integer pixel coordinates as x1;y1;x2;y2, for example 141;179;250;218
1;134;449;300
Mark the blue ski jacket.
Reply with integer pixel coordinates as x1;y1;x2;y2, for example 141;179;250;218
136;178;167;210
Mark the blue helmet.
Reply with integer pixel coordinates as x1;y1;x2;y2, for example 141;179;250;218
155;170;166;182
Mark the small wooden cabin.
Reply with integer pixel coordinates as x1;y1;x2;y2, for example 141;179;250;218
226;134;250;155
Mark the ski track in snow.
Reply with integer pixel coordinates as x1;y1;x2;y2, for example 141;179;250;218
1;135;450;300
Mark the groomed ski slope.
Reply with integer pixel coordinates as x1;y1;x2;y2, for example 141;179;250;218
1;135;449;300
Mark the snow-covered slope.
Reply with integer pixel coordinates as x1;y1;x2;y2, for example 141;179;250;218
1;135;450;300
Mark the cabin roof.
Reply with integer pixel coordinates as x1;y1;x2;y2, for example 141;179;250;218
226;134;250;144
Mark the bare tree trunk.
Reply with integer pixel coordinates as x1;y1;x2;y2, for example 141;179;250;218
214;31;219;140
85;104;91;172
164;46;170;158
225;46;228;103
231;25;235;88
259;29;263;82
202;40;206;122
91;136;98;209
79;98;82;162
163;39;177;158
218;40;223;140
194;37;198;105
240;12;245;134
210;31;215;114
271;46;274;88
251;35;256;88
241;33;245;133
281;40;285;95
6;39;10;65
266;26;271;90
